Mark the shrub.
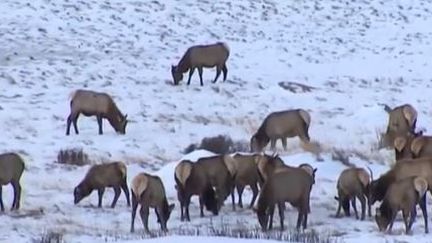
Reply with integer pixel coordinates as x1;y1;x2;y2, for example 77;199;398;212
56;148;90;166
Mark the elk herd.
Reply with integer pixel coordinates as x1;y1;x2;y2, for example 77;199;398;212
0;42;430;237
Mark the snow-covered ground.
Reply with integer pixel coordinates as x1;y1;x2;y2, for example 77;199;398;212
0;0;431;242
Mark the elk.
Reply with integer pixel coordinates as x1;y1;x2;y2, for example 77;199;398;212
256;168;313;231
369;157;432;233
224;153;262;210
378;104;417;149
375;176;428;234
171;42;230;86
250;109;311;152
255;153;317;228
0;153;25;211
130;173;175;234
66;89;128;135
73;161;130;208
174;155;233;221
334;167;373;220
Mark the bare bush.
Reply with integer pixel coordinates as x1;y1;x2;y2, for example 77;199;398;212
184;135;250;154
56;148;90;166
331;149;354;167
33;232;63;243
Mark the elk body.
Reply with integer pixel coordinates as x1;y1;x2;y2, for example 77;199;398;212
378;104;417;149
0;153;25;212
66;89;128;135
250;109;311;152
224;153;262;210
375;176;428;234
256;169;313;231
174;155;233;221
369;157;432;233
255;154;317;228
171;42;230;86
335;167;372;220
73;161;130;208
130;173;174;234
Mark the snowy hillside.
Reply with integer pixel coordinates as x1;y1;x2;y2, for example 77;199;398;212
0;0;431;242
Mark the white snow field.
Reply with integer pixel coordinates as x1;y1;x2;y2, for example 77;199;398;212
0;0;431;242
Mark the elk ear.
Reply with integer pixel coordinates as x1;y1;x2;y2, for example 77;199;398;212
313;168;318;173
383;104;392;113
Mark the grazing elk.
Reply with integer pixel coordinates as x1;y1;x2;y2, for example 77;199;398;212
224;153;262;210
255;153;317;228
66;89;128;135
0;153;25;211
369;157;432;233
250;109;311;152
375;176;428;234
256;168;314;231
334;167;373;220
130;173;175;234
73;161;130;208
171;42;230;86
378;104;417;149
175;155;233;221
410;135;432;159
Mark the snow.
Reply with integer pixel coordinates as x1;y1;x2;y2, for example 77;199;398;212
0;0;431;242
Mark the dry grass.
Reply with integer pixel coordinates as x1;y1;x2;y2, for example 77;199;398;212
33;231;63;243
56;148;90;166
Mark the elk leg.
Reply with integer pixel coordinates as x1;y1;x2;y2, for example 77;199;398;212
185;196;191;221
335;198;342;218
237;185;245;208
303;209;308;230
419;194;428;233
66;114;72;135
387;211;398;234
249;183;259;209
97;188;105;208
351;198;359;219
156;207;168;232
130;193;138;232
197;67;204;86
270;139;276;151
199;195;205;217
402;208;411;234
121;179;131;207
180;199;185;222
278;202;285;231
187;67;195;85
281;137;287;151
268;204;275;230
111;186;121;208
296;210;304;231
358;194;366;220
11;181;21;210
72;113;80;134
97;115;103;135
230;185;236;211
213;66;222;83
222;64;228;81
139;205;151;234
0;186;4;212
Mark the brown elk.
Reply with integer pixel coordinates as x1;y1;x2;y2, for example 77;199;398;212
130;173;174;234
369;157;432;233
224;153;262;210
256;168;313;231
378;104;417;149
174;155;233;221
0;153;25;211
171;42;230;86
410;135;432;159
73;161;130;208
334;167;373;220
375;176;428;234
250;109;311;152
66;89;128;135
